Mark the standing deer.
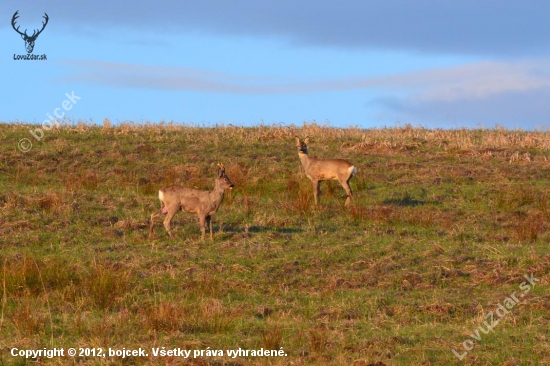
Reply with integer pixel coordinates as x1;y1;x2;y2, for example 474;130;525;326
149;163;234;241
295;136;357;207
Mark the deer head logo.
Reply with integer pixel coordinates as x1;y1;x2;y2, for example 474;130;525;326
12;11;49;54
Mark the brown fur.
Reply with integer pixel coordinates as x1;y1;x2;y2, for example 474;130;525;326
295;136;357;207
149;164;234;241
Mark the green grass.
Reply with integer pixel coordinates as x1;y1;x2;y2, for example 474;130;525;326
0;121;549;365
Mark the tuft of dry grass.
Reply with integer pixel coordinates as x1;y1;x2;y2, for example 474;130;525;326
261;326;284;350
514;211;545;242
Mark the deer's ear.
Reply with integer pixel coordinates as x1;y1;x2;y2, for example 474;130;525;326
295;136;301;146
304;136;310;144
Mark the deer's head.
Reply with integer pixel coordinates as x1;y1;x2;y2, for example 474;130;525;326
216;163;234;190
12;11;49;54
295;136;310;155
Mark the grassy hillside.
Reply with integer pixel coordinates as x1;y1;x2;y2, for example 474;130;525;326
1;122;549;365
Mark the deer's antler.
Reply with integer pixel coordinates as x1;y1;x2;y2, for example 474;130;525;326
11;11;26;37
32;13;49;39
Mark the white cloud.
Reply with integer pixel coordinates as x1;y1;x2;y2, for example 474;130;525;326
60;59;550;103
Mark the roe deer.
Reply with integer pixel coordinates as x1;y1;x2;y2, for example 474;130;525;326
295;136;357;207
149;163;234;241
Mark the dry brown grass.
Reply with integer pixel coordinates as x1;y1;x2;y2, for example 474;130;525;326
2;122;550;365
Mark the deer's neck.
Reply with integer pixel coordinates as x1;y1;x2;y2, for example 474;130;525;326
299;151;314;168
210;184;226;207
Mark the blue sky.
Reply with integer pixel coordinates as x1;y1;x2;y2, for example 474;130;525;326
2;1;550;129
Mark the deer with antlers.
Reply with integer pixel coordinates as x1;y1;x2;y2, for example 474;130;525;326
296;136;357;207
12;10;49;54
149;164;234;241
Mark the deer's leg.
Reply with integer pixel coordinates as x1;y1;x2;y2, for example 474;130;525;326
311;179;320;205
206;215;213;240
339;176;353;207
162;205;179;239
198;214;207;241
149;208;163;238
150;204;170;237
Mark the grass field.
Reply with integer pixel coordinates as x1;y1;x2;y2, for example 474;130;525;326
1;121;549;365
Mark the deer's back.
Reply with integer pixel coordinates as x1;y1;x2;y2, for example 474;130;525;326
306;157;353;179
160;185;221;214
